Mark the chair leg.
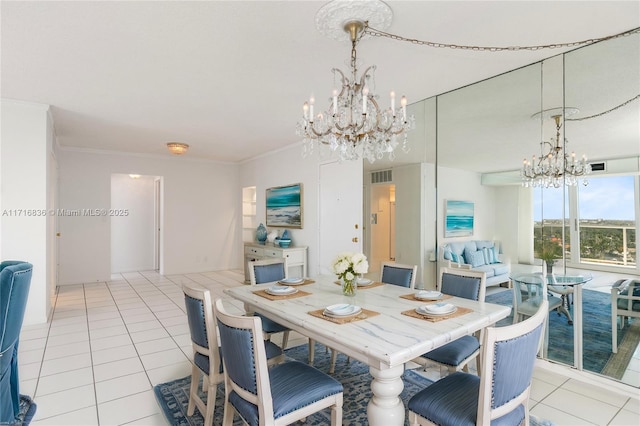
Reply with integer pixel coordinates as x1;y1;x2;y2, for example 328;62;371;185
612;313;618;353
222;397;235;426
329;349;338;374
331;400;343;426
187;365;200;416
204;381;217;426
308;339;315;364
281;330;290;350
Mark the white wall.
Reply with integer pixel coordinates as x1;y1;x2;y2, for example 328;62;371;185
241;144;364;277
0;99;54;325
57;150;240;284
437;165;498;245
110;174;156;272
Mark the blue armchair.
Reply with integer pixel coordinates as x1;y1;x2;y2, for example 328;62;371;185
0;261;34;424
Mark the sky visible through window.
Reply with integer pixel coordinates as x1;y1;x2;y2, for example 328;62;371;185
533;175;636;221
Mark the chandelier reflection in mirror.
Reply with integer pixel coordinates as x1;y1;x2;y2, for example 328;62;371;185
522;108;591;188
297;17;414;163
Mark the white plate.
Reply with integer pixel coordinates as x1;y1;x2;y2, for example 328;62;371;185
278;277;305;285
415;290;442;300
323;304;362;317
417;303;456;316
357;278;374;286
265;285;297;295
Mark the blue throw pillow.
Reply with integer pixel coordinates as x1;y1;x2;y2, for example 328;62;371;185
451;252;461;263
491;246;501;263
468;250;486;267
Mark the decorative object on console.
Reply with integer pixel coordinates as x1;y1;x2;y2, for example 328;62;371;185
166;142;189;155
522;108;591;187
332;252;368;297
444;200;474;237
298;0;414;164
439;240;510;287
255;223;267;244
278;239;291;248
266;230;278;244
266;183;303;228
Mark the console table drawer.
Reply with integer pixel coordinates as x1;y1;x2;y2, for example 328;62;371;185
245;246;264;256
284;250;305;264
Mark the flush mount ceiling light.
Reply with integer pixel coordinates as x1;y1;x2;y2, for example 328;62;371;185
166;142;189;155
297;0;414;164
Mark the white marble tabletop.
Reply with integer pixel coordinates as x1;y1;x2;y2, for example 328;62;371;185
224;275;511;426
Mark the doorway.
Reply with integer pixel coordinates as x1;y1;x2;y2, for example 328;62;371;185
110;174;162;273
369;184;396;274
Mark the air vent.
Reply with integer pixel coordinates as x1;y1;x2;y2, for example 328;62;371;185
590;162;606;172
371;169;393;184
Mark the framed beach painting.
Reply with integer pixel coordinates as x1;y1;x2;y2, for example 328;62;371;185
445;200;474;237
266;183;303;228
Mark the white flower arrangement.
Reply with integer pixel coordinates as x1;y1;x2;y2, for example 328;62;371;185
332;252;369;282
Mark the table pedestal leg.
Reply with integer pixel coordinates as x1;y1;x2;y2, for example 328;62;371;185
367;365;405;426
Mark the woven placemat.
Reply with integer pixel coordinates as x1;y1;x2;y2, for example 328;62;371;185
278;279;315;286
253;289;311;301
399;293;453;302
401;306;472;322
333;281;385;290
308;308;380;324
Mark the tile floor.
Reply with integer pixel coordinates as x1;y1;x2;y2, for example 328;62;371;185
17;269;640;425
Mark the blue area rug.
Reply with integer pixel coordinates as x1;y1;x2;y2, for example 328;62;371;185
154;342;432;425
487;288;635;374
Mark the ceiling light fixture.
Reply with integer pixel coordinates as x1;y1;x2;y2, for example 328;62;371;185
297;1;414;164
129;174;141;179
522;108;591;188
166;142;189;156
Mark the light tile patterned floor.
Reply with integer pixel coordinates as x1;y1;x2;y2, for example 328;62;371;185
16;269;640;425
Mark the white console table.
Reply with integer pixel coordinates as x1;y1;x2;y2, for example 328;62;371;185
243;242;308;283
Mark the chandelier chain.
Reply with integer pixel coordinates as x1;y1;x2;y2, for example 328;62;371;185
364;24;640;52
566;94;640;121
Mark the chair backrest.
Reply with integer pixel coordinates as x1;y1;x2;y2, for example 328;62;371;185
182;284;221;377
0;261;34;353
512;273;548;309
438;267;486;301
0;261;33;420
380;262;417;288
248;258;287;285
477;299;547;424
213;298;275;419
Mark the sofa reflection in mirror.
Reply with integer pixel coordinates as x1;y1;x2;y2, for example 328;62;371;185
438;240;510;287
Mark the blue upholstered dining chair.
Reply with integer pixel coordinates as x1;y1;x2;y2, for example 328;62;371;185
413;267;486;376
213;298;344;426
247;259;291;349
408;299;548;426
380;262;418;288
182;284;283;425
0;261;34;424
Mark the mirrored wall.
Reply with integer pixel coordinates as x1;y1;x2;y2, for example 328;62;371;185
364;30;639;386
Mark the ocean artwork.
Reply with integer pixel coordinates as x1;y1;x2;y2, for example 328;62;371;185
266;183;303;228
445;200;474;237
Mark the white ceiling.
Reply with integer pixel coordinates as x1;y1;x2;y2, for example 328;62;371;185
2;1;639;165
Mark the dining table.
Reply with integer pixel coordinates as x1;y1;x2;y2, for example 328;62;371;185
224;275;511;426
510;272;593;370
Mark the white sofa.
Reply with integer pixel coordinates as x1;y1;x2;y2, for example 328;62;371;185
438;240;511;287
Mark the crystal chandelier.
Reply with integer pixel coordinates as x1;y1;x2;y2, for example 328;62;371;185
522;109;591;187
297;18;414;163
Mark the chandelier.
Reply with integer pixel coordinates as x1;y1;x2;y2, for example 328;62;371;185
297;3;414;163
522;108;591;187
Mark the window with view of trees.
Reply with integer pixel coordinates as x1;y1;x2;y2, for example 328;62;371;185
533;175;637;270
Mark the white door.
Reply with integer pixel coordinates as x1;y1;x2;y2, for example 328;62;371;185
318;160;363;275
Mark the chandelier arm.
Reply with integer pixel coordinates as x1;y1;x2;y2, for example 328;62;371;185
332;68;348;98
363;23;640;52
